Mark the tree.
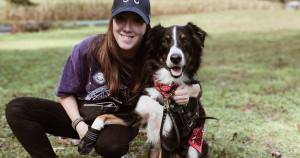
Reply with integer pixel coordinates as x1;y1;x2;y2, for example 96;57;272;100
6;0;37;6
264;0;286;4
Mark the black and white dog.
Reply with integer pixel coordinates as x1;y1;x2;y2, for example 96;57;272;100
79;23;208;158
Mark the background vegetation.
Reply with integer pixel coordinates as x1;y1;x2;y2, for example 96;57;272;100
0;0;300;157
0;0;282;21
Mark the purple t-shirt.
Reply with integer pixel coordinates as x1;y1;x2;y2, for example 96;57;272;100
55;35;129;101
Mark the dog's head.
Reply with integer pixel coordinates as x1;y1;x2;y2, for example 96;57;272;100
146;22;207;83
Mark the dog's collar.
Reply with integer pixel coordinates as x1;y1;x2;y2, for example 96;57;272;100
153;78;179;98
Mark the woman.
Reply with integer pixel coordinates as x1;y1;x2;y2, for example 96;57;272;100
5;0;201;157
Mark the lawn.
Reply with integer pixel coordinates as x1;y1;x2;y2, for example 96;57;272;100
0;10;300;157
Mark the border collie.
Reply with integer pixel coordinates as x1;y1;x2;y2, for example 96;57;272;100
78;22;208;158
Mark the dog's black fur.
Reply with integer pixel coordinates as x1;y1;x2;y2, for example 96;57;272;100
143;23;208;158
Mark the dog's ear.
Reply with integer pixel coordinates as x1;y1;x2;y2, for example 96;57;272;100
186;22;207;48
145;24;165;59
145;24;165;47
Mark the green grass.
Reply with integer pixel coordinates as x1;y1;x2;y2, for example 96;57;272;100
200;29;300;157
1;10;300;157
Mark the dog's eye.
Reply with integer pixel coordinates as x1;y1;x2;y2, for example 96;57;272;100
161;40;168;47
182;38;190;46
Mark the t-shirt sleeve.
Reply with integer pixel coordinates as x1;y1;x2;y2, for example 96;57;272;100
55;44;86;98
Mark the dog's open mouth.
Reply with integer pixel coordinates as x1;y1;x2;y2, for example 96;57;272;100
170;67;183;78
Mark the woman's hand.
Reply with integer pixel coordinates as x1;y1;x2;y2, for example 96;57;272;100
171;84;201;105
76;121;89;139
172;84;192;105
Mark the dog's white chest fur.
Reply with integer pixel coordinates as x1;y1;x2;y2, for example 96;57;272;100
134;87;172;145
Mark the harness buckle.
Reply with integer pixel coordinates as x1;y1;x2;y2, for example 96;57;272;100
163;98;170;111
188;122;194;128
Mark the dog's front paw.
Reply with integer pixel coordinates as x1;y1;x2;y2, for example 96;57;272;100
78;127;100;155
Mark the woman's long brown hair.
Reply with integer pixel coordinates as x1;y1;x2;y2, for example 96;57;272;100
89;19;151;97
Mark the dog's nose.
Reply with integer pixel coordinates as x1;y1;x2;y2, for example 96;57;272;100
170;54;182;64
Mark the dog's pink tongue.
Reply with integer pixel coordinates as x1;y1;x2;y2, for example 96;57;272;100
171;67;182;77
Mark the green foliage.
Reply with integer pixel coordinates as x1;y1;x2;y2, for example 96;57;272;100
264;0;285;3
6;0;37;6
0;0;281;21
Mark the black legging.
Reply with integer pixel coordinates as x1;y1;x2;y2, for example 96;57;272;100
5;97;138;158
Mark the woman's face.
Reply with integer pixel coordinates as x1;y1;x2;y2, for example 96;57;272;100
113;12;147;58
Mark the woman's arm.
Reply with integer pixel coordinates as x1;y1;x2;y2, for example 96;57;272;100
59;96;88;139
171;83;201;105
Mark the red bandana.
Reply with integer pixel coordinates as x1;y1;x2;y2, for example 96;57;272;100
154;78;179;98
188;123;206;153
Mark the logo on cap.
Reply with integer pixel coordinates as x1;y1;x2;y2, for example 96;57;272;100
123;0;140;4
112;0;150;24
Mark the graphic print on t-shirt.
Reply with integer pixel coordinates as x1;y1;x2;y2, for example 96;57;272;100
93;72;105;85
85;72;110;101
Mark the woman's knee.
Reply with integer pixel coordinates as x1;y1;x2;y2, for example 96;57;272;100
5;97;29;124
94;142;129;158
92;125;137;157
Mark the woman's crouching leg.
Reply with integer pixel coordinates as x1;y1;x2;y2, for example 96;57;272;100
5;97;78;158
94;124;138;158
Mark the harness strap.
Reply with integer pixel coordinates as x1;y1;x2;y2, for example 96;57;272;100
153;78;181;151
160;108;181;151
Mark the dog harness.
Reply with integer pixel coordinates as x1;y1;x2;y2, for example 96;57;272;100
153;78;181;151
154;80;179;98
154;78;212;154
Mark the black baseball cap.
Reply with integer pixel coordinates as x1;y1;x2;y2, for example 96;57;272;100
111;0;151;24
